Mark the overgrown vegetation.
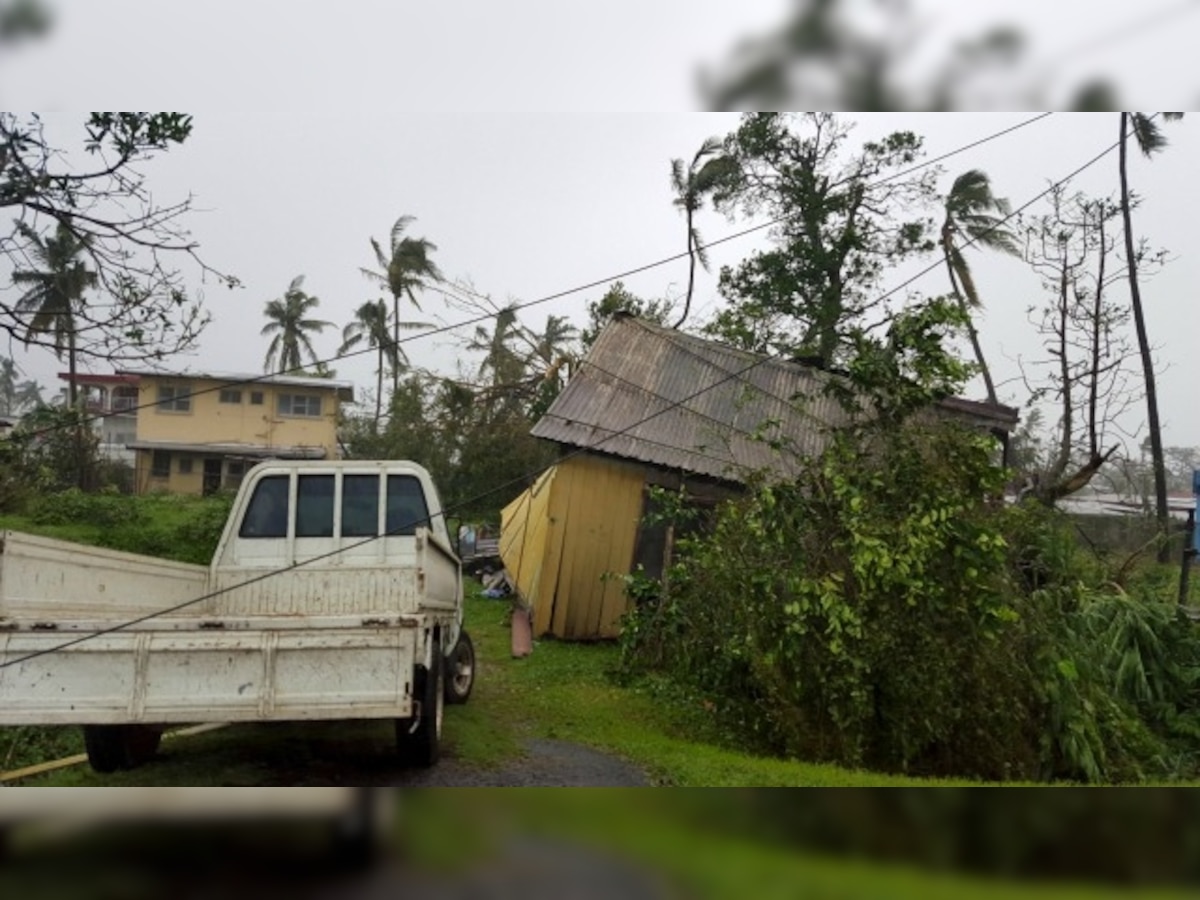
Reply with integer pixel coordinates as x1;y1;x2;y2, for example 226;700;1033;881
618;300;1200;784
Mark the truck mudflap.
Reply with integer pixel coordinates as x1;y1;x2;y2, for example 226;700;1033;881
0;625;419;726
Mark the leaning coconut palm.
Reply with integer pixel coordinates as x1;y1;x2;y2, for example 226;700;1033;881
1119;112;1183;560
261;275;332;374
361;216;443;396
669;137;737;330
940;169;1020;404
11;222;97;407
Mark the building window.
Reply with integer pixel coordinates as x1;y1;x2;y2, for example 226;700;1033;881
250;391;264;405
178;458;193;475
219;389;243;404
157;384;191;413
151;451;171;478
278;394;322;417
112;387;139;412
226;460;248;489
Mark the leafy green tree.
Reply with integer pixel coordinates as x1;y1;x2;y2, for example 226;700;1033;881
361;216;443;396
706;113;939;363
11;222;97;406
1;113;231;364
260;275;332;374
940;169;1020;403
1118;112;1183;560
669;137;735;329
580;282;673;349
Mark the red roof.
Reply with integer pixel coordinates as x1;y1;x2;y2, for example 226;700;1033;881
57;372;139;385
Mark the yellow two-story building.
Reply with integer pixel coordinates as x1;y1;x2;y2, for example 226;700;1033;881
119;369;354;495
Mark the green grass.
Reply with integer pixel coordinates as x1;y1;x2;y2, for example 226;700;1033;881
400;791;1195;899
445;595;979;786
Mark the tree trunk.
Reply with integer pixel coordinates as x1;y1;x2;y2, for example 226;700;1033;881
375;348;383;431
673;212;697;330
941;233;997;404
392;294;400;399
1119;112;1171;562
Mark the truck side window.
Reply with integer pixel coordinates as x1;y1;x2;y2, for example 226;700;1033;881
342;474;380;537
386;475;430;536
296;475;335;538
239;475;290;538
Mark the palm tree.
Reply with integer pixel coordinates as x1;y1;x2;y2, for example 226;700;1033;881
527;313;578;388
0;357;18;415
340;299;397;424
468;305;523;388
940;169;1020;404
1119;112;1183;560
260;275;332;374
670;137;736;329
14;379;43;413
361;216;443;396
11;222;96;407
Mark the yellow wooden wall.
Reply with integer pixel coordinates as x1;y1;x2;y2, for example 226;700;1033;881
500;454;645;640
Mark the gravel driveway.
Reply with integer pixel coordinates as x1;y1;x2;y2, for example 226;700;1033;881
398;738;652;787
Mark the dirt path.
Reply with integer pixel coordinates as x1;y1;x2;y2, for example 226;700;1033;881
397;738;652;787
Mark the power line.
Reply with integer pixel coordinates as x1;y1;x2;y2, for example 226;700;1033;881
1;115;1128;671
10;113;1054;444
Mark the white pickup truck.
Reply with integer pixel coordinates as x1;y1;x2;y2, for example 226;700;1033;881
0;460;475;774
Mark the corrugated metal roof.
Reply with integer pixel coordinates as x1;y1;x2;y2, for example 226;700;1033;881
531;315;1019;483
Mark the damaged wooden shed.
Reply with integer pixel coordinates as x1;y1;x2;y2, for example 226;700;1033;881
500;314;1019;641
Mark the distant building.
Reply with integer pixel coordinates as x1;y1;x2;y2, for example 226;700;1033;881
116;368;354;495
58;372;140;464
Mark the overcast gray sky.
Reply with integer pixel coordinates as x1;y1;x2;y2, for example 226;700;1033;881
2;2;1199;452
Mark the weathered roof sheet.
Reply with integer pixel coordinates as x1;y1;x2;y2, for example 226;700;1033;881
127;440;327;459
531;315;1018;483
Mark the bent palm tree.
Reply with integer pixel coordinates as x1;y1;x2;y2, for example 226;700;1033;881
261;275;332;374
670;138;736;330
11;222;97;407
362;216;443;396
1119;112;1183;560
940;169;1020;404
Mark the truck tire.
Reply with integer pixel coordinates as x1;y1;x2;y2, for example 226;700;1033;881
443;630;475;705
396;660;443;767
83;724;163;773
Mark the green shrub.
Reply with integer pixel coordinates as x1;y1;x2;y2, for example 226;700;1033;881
619;420;1200;784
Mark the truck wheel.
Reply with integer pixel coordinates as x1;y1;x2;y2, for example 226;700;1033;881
396;661;443;768
443;630;475;705
83;724;163;773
